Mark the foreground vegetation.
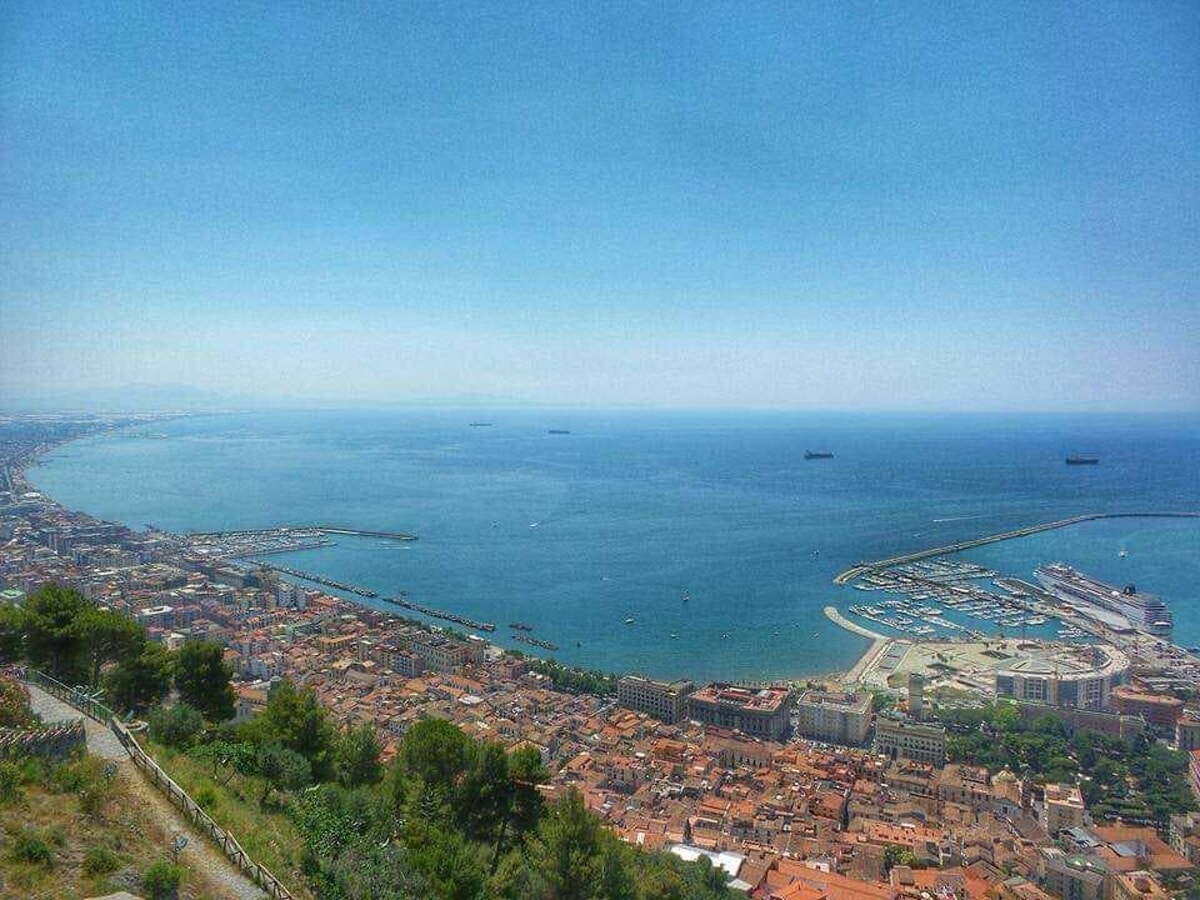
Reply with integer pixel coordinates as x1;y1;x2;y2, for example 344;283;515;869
943;702;1195;828
146;690;738;899
0;679;220;899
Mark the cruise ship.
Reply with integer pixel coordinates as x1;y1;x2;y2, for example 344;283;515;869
1035;563;1173;636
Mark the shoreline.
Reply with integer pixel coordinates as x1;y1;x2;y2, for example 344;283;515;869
19;414;1200;689
823;606;893;687
17;419;867;686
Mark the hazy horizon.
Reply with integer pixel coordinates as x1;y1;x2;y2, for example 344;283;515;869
3;3;1198;412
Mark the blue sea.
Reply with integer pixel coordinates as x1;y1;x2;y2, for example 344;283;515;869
27;410;1200;681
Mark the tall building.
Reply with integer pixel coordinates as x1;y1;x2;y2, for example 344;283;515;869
874;716;946;767
1042;783;1087;835
908;673;925;720
994;644;1129;710
795;689;872;746
687;683;792;741
618;674;695;723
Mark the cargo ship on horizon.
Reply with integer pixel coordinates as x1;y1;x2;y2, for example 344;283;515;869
804;451;834;460
1065;456;1099;465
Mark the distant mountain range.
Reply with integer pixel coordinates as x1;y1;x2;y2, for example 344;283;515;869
0;383;545;413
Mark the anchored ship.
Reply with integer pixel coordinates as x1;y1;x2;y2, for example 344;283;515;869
1035;563;1172;636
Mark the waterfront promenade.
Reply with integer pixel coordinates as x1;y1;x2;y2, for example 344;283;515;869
823;606;893;686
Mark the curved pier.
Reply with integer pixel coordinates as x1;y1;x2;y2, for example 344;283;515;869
833;511;1200;586
189;525;417;541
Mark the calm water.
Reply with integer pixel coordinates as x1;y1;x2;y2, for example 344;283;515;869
28;410;1200;681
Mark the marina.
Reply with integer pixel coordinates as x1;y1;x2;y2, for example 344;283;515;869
833;511;1200;586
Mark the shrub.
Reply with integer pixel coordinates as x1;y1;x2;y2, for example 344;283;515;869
148;703;205;748
82;845;122;876
141;859;183;900
193;783;217;810
51;753;105;794
0;761;22;805
0;676;35;727
78;777;112;817
17;754;48;785
11;829;54;868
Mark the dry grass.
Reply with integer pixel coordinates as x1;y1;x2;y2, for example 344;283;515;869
0;752;224;900
141;740;314;900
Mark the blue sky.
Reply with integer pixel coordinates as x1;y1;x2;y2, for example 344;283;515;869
2;2;1198;410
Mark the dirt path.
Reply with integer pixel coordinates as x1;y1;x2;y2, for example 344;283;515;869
27;683;267;900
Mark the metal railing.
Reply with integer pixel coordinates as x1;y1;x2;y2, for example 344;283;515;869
18;668;295;900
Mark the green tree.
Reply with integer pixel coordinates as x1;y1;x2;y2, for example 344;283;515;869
527;789;604;900
335;722;383;788
883;844;919;872
189;740;255;785
104;641;176;712
77;606;145;686
175;640;235;722
458;740;512;844
245;678;336;780
397;717;472;794
327;844;429;899
509;743;549;837
0;604;25;663
252;742;312;806
148;703;205;748
990;702;1020;732
403;823;485;900
23;583;89;680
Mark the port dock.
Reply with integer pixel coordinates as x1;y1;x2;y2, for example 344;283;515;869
834;512;1199;586
188;525;417;542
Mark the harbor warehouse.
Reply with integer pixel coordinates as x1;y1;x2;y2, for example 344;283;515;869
687;684;792;741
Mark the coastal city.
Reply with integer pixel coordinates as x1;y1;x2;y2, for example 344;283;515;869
3;412;1200;900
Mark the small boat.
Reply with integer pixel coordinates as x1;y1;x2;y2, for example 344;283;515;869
804;451;834;460
1119;549;1128;558
469;422;493;427
547;429;571;435
1065;456;1099;465
624;617;635;625
670;632;678;639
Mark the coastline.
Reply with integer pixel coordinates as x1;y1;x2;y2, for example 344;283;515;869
823;606;892;687
20;414;1200;688
17;420;865;686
